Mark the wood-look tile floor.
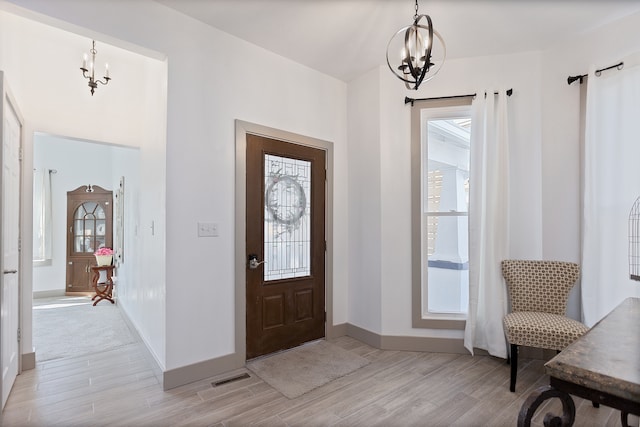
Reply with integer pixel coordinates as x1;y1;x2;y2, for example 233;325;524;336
1;336;622;426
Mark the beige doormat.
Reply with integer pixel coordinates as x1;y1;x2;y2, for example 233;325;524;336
247;340;370;399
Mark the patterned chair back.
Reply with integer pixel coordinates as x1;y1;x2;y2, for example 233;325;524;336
501;260;580;315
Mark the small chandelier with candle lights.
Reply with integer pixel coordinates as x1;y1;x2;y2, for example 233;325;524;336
386;0;446;90
80;40;111;96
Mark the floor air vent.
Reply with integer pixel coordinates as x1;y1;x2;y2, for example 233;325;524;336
212;372;250;387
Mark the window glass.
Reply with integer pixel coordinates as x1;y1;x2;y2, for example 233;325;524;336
424;118;470;314
72;202;104;253
263;154;312;281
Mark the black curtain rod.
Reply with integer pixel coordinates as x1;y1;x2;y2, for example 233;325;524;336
405;88;513;106
567;61;624;85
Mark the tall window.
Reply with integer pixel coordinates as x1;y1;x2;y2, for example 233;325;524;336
424;116;471;315
412;99;472;328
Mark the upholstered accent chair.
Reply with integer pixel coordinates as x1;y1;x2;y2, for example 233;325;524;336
501;260;589;392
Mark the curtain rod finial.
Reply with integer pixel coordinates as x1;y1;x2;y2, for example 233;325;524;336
567;75;584;85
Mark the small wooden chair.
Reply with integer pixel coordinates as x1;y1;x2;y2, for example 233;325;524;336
501;260;588;392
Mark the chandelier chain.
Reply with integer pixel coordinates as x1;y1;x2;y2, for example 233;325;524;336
414;0;419;19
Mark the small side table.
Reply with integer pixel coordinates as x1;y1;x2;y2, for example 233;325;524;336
91;265;116;306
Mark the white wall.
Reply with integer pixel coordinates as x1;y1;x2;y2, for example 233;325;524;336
540;10;640;319
2;0;348;373
32;134;140;296
0;5;168;367
347;67;382;333
110;143;143;330
346;53;544;338
158;10;347;368
375;51;544;337
349;10;640;338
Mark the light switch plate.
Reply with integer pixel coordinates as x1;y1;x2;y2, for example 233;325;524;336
197;222;218;237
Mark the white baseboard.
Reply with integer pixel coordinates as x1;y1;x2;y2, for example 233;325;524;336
32;290;66;299
163;353;243;391
346;323;468;354
117;303;164;386
22;351;36;370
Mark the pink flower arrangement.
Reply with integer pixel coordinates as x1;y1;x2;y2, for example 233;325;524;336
94;247;114;256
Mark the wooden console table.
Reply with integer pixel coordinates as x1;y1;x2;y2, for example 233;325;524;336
91;265;115;306
518;297;640;426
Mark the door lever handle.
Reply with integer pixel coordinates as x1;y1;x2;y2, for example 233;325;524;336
248;254;266;270
3;270;17;274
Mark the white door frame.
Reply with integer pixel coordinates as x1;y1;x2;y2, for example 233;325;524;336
0;70;23;409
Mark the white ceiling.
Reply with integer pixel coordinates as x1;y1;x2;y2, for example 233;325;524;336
157;0;640;83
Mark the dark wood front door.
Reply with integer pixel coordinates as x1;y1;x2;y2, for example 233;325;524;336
246;134;326;359
66;185;113;293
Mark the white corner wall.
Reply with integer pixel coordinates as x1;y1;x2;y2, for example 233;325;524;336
347;67;383;333
348;10;640;338
345;52;545;339
376;51;544;337
540;10;640;320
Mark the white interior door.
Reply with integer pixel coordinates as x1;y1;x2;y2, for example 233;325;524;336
1;72;22;409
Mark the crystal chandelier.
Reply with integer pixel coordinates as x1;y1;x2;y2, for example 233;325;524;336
386;0;446;90
80;40;111;96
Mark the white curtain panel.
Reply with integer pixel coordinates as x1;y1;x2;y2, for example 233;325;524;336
32;169;44;259
582;57;640;327
464;90;510;358
32;168;53;261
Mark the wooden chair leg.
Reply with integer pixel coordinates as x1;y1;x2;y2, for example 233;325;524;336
510;344;518;392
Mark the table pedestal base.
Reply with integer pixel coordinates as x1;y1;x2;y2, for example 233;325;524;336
518;385;575;427
91;265;115;306
92;283;114;306
519;378;639;427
